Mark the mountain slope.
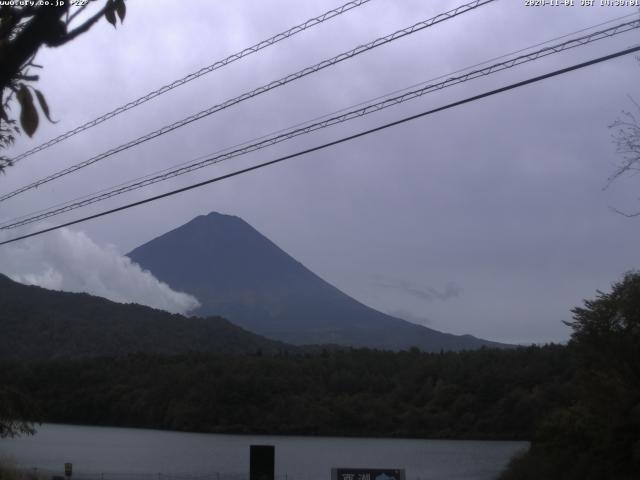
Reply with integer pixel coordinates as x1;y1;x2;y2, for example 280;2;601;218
128;212;507;351
0;274;288;362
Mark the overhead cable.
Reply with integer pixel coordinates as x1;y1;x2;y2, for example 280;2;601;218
1;43;638;247
3;17;638;230
0;0;495;204
6;0;373;165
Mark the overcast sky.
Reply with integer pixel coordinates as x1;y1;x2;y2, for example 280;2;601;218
1;0;639;344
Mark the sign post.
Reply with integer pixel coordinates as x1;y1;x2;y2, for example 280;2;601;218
249;445;275;480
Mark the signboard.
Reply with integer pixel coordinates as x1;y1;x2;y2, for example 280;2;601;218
64;463;72;477
332;468;405;480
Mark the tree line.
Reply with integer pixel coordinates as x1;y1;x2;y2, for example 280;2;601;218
1;344;573;440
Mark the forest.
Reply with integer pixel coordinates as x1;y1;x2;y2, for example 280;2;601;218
0;344;572;440
1;272;639;479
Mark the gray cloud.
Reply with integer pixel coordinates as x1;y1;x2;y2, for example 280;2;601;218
0;228;200;315
374;277;462;302
387;308;432;327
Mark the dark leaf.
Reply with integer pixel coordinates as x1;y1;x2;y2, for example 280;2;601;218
115;0;126;22
16;84;38;137
34;89;57;123
105;3;117;27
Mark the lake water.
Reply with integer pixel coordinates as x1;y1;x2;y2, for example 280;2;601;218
0;424;527;480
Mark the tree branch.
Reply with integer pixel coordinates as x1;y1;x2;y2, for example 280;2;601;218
51;2;110;46
65;1;92;26
0;5;68;90
14;74;39;81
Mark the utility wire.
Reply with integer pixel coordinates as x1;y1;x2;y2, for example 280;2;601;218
341;11;640;116
2;44;638;247
3;18;638;230
0;0;495;204
8;9;636;229
3;9;636;232
8;8;634;227
6;0;373;165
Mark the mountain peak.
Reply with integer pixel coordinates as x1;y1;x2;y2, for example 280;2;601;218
128;215;509;351
203;211;241;221
188;211;245;227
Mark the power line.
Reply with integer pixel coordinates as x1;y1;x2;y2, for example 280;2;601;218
345;11;640;114
2;43;638;247
6;0;373;165
0;0;495;204
4;17;637;229
3;17;638;230
15;11;635;230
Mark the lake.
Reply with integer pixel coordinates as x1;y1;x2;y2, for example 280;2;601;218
0;424;527;480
